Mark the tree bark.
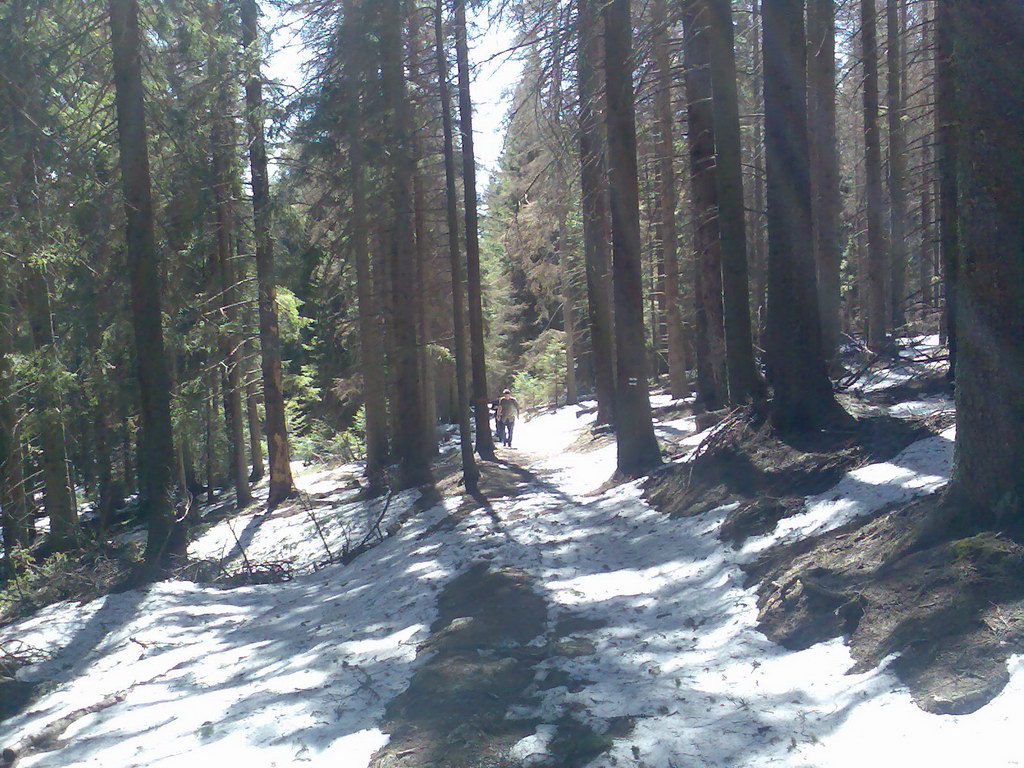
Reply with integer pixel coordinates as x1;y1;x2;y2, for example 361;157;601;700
683;1;727;410
343;0;389;492
941;1;1024;532
435;0;478;493
556;207;578;405
807;0;841;359
603;0;662;475
651;0;688;399
454;0;497;459
862;0;888;350
0;284;30;566
241;0;294;507
381;0;432;486
934;0;958;380
886;0;908;330
576;0;617;425
109;0;182;572
762;0;849;433
707;0;759;403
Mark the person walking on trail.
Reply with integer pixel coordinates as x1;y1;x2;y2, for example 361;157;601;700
496;388;519;447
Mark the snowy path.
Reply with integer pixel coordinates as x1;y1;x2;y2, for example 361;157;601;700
2;397;1021;767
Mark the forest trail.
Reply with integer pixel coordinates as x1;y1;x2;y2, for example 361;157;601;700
1;372;1022;768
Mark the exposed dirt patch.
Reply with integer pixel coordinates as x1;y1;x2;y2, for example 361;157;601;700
370;563;548;768
643;411;934;535
370;563;629;768
751;494;1024;714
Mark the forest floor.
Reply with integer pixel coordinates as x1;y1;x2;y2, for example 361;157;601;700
2;336;1023;767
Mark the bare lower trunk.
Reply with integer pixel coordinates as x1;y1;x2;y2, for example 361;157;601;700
807;0;842;358
862;0;888;350
942;0;1024;533
0;291;30;565
576;0;617;424
381;0;432;486
109;0;181;572
683;1;727;409
454;0;496;459
886;0;908;330
707;0;758;403
652;0;688;399
934;0;958;379
435;0;478;492
762;0;849;432
241;0;294;507
344;0;389;491
603;0;662;475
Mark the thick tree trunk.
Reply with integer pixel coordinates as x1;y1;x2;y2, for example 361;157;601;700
454;0;497;459
435;0;478;493
862;0;888;350
576;0;617;425
707;0;758;403
762;0;849;433
683;1;727;410
409;9;438;457
343;0;389;491
807;0;842;359
652;0;688;399
109;0;182;572
241;0;294;507
0;290;30;566
603;0;662;475
934;0;958;379
750;0;767;339
381;0;432;486
941;1;1024;532
886;0;908;330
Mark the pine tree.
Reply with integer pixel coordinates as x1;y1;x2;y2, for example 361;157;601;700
603;0;661;475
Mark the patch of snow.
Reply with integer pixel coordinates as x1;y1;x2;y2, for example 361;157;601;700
6;378;1017;768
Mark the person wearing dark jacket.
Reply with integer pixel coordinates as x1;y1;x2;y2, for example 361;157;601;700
496;389;519;447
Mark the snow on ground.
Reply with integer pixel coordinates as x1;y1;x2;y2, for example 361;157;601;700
3;377;1020;768
847;334;948;394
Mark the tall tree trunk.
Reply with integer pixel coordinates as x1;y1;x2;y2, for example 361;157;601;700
603;0;662;475
454;0;496;459
0;286;30;566
22;268;78;549
245;370;263;482
381;0;432;486
409;9;438;457
683;1;727;410
941;0;1024;532
576;0;617;425
652;0;688;399
212;170;253;509
241;0;294;507
750;0;767;338
762;0;849;432
807;0;842;359
109;0;182;572
707;0;759;403
205;375;216;504
862;0;888;350
344;0;389;491
556;207;578;405
435;0;478;493
934;0;958;380
886;0;908;330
